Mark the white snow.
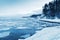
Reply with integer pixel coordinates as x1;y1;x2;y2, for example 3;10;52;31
25;27;60;40
16;27;29;29
39;18;60;23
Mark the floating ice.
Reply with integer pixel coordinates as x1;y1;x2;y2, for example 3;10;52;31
0;31;10;38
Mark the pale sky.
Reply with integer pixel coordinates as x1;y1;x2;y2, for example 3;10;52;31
0;0;52;17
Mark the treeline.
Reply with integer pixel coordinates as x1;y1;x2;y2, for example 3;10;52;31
43;0;60;19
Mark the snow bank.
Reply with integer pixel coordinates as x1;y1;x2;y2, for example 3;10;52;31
39;19;60;23
25;27;60;40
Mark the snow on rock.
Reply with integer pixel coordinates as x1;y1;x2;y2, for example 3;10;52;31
25;27;60;40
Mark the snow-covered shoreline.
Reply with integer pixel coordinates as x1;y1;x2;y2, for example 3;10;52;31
25;27;60;40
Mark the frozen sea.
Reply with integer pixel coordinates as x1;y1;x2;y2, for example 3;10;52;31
0;17;60;40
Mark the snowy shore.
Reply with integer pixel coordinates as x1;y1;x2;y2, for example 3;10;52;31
25;27;60;40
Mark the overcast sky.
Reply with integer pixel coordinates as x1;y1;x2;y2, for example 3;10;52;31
0;0;52;17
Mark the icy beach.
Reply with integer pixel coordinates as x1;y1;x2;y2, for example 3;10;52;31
25;27;60;40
